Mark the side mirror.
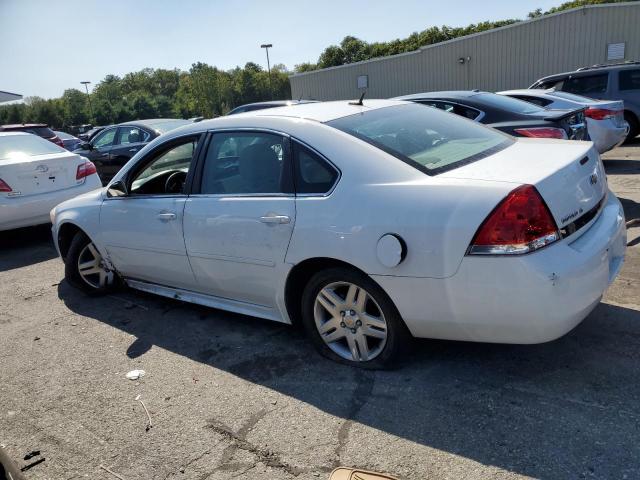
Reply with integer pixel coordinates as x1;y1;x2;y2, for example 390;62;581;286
107;180;128;197
79;142;93;151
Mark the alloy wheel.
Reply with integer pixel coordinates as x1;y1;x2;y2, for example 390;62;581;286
313;281;388;362
77;242;113;289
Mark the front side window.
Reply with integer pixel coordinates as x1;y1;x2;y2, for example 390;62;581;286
116;127;150;145
200;131;289;195
93;128;117;148
563;74;609;95
619;69;640;91
293;142;338;194
129;136;199;195
327;103;512;175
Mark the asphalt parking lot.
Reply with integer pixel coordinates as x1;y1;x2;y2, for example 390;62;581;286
1;142;639;480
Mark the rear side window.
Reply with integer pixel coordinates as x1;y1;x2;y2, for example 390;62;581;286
511;95;553;107
474;93;545;114
116;127;150;145
619;69;640;91
0;134;64;161
293;142;338;194
563;74;608;95
327;103;512;175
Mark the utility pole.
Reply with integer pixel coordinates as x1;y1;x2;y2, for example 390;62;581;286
80;81;93;123
260;44;273;99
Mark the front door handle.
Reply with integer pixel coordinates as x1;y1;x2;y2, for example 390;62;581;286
260;214;290;224
157;212;177;221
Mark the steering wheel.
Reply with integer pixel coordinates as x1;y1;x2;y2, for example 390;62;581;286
164;171;187;194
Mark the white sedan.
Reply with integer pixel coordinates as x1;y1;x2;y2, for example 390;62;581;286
0;132;101;231
51;100;627;367
498;89;629;154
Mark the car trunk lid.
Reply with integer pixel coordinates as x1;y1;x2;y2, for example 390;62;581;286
439;138;607;233
0;151;87;196
540;108;588;140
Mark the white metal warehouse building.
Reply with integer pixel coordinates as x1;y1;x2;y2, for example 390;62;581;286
289;3;640;100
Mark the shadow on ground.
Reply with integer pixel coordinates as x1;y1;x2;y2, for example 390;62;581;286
0;224;57;271
59;281;640;479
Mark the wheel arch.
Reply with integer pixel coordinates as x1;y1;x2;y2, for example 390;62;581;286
283;257;401;328
57;222;87;262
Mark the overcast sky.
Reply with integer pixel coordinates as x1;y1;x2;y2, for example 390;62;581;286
0;0;562;99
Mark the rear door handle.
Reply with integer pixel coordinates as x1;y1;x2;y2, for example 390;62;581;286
260;214;290;224
157;212;177;221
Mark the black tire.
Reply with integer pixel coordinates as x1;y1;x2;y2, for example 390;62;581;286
65;231;116;295
301;267;410;369
624;111;639;143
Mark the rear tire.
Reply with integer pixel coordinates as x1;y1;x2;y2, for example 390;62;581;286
65;232;117;295
301;267;410;369
624;111;639;143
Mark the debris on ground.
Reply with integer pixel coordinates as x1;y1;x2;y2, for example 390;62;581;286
23;450;40;460
135;394;153;431
99;464;127;480
125;369;145;380
21;456;45;472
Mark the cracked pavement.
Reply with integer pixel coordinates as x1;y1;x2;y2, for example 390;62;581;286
1;141;639;480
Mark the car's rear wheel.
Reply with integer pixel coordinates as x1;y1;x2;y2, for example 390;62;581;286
624;111;639;143
301;267;408;368
65;232;116;294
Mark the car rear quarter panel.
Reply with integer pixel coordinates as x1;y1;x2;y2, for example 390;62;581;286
278;120;517;279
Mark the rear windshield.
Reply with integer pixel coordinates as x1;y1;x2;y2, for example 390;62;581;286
548;91;597;103
2;126;55;137
327;103;512;175
475;93;546;114
148;119;191;134
0;134;65;161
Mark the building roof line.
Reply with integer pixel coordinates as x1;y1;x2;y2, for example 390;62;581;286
289;2;639;78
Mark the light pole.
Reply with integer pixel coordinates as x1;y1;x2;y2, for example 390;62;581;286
260;43;273;99
80;81;93;123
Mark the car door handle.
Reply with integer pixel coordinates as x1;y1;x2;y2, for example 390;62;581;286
157;212;177;221
260;214;290;224
129;148;139;153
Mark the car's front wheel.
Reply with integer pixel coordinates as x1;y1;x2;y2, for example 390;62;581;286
301;267;409;368
65;232;116;294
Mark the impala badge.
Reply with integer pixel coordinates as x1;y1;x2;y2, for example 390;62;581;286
35;165;49;173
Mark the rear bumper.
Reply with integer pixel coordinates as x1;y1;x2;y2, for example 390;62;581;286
373;193;626;344
0;176;101;231
589;119;629;153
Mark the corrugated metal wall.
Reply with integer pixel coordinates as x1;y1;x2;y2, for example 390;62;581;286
290;3;640;100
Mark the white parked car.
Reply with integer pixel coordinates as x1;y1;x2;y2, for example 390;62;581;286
0;132;101;231
51;100;626;367
498;89;629;153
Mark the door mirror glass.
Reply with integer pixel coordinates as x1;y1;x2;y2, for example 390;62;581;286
107;180;128;197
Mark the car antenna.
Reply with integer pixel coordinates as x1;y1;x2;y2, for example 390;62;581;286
349;91;366;106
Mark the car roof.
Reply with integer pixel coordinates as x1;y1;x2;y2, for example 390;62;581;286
236;100;318;108
117;118;184;127
394;91;486;101
0;123;49;129
536;62;640;82
498;88;556;96
232;99;407;123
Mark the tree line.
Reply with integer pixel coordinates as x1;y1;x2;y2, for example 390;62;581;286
0;62;291;130
0;0;630;130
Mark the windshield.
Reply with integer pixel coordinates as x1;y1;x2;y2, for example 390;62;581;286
327;103;512;175
475;92;546;114
149;119;191;134
0;134;65;161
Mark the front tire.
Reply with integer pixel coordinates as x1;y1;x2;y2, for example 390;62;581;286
65;232;116;295
301;267;409;368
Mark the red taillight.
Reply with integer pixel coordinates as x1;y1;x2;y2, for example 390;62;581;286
513;127;568;139
585;107;620;120
51;136;65;148
0;178;12;192
468;185;560;255
76;161;97;180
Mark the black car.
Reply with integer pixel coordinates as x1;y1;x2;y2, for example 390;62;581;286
74;118;191;184
395;91;587;141
227;99;318;115
77;125;104;142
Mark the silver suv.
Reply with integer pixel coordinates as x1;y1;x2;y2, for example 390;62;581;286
531;62;640;142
